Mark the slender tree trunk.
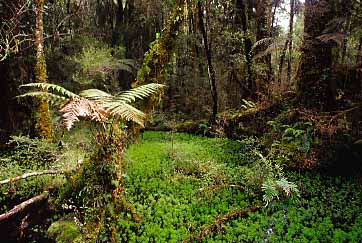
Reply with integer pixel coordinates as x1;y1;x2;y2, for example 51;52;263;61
198;0;217;123
287;0;295;84
34;0;52;140
278;39;289;84
235;0;254;94
255;0;272;93
270;0;281;35
357;37;362;64
297;0;335;111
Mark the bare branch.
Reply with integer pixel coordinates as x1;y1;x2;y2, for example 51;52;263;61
0;170;65;186
0;192;49;222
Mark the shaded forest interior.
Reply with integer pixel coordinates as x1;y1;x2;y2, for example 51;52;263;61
0;0;362;242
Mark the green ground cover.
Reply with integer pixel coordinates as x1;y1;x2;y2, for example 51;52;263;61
1;130;361;242
121;131;362;243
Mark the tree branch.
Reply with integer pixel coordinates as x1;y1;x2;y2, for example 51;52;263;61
0;170;65;186
0;191;49;222
181;205;261;243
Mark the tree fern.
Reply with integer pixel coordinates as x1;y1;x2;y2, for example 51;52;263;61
18;83;164;130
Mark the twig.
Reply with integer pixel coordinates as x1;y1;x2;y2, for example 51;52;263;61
0;170;65;185
0;191;49;222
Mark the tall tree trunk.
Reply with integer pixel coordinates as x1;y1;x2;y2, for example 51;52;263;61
34;0;52;140
270;0;281;35
357;37;362;64
279;0;295;85
287;0;295;84
198;0;217;123
278;39;289;84
235;0;254;94
297;0;335;111
255;0;272;93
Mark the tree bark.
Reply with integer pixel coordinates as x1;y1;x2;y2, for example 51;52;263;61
198;0;218;123
34;0;52;140
297;0;335;111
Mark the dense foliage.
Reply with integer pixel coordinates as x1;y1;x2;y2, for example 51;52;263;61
0;0;362;242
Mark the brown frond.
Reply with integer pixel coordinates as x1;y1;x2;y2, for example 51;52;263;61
60;98;107;130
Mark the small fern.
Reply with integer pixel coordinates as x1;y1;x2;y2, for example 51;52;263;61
262;177;299;206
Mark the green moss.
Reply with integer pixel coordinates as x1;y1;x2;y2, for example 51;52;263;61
136;3;184;86
34;56;52;140
48;219;82;243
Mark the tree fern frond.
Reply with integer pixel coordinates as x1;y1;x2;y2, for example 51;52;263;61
16;91;68;104
60;98;107;130
251;37;275;53
317;33;344;46
105;102;146;126
115;83;165;104
20;83;78;99
80;89;113;101
254;41;284;60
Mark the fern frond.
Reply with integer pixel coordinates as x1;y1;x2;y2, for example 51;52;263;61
105;102;146;127
16;91;68;104
251;37;274;53
60;98;107;130
262;180;278;206
254;41;284;60
81;83;164;104
115;83;165;103
80;89;113;101
317;33;344;46
20;83;78;99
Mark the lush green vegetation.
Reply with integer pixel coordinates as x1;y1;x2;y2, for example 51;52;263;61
118;131;362;243
1;0;362;242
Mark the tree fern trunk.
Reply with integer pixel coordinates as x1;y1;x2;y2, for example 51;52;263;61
34;0;52;140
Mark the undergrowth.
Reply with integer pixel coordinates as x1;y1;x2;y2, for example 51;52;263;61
118;131;362;242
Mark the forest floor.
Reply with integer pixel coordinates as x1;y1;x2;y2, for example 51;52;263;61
1;130;362;242
122;131;362;243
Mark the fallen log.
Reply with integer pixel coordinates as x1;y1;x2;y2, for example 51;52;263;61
0;191;49;222
181;205;261;243
0;170;65;185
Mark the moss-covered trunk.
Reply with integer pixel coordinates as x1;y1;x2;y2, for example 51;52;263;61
136;0;185;85
34;0;52;140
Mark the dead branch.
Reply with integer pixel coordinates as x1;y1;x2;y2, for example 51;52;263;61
0;170;65;186
0;191;49;222
181;205;261;243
